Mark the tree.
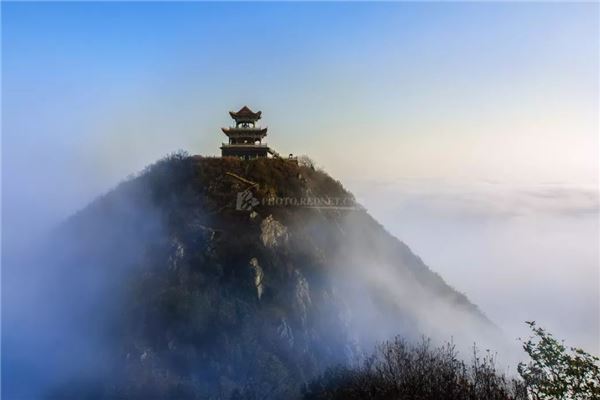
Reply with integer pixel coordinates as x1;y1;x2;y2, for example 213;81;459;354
297;155;316;170
518;321;600;400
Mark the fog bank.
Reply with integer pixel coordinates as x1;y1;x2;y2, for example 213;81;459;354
350;178;599;355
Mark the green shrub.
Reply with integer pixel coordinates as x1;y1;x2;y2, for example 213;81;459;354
518;321;600;400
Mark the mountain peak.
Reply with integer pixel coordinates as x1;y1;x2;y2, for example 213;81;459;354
28;153;499;399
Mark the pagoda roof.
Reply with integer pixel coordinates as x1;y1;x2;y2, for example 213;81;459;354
222;127;268;136
229;106;262;121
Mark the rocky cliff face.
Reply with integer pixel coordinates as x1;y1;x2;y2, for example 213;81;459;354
4;154;501;399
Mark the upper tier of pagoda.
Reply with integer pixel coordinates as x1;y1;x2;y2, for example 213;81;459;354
222;105;267;138
229;106;262;124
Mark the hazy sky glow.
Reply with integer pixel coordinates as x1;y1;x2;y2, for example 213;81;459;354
3;2;599;354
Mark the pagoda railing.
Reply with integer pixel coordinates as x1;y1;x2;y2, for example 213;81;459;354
224;126;266;131
222;143;269;147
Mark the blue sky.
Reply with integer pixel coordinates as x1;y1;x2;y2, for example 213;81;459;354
4;2;597;188
2;2;599;353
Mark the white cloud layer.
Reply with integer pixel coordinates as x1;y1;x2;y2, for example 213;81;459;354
348;178;600;356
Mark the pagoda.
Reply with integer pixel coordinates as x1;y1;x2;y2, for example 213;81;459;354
221;106;270;159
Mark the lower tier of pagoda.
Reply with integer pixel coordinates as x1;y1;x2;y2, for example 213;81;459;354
221;143;271;159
